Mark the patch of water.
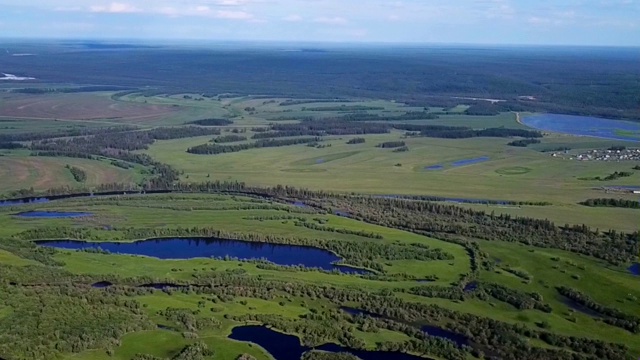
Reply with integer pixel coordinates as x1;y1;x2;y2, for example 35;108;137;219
291;201;309;208
0;198;49;207
629;263;639;276
463;281;478;293
333;210;351;218
560;297;602;318
425;165;444;171
91;281;113;288
421;325;469;347
36;238;369;274
15;211;92;219
451;156;490;167
229;325;433;360
521;114;640;142
341;307;468;347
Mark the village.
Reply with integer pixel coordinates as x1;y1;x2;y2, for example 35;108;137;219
553;147;640;162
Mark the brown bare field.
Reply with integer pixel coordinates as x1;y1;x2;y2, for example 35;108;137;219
0;93;179;122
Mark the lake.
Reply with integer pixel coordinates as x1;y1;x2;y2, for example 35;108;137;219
522;114;640;142
36;238;368;274
15;211;93;219
229;325;433;360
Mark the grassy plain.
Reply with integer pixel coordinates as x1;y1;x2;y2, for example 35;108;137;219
1;194;638;358
2;91;640;359
0;153;146;193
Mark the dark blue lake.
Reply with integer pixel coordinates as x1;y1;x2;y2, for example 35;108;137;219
15;211;92;219
36;238;367;274
229;325;433;360
522;114;640;142
629;263;639;276
451;156;490;167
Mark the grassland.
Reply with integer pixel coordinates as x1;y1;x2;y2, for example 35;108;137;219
0;152;146;193
1;90;639;360
0;194;638;359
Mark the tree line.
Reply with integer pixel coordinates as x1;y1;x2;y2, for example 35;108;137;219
212;134;247;143
376;141;406;149
66;165;87;183
187;137;322;155
580;198;640;209
557;286;640;333
186;118;234;126
508;138;541;147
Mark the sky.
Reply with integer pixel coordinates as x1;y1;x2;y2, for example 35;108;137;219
0;0;638;46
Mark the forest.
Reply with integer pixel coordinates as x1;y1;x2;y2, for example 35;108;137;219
4;45;639;120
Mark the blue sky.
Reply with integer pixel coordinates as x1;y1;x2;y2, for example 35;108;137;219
0;0;638;45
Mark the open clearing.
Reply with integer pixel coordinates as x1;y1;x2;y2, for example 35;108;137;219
0;93;179;122
0;154;144;193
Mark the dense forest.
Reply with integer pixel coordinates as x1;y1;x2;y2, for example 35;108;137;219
4;45;638;119
186;118;234;126
187;137;322;155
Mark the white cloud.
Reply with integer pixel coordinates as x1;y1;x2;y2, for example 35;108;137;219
314;16;348;25
90;2;140;13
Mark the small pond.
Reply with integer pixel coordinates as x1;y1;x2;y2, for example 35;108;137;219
521;114;640;142
229;325;433;360
36;238;368;274
15;211;93;219
91;281;113;288
451;156;490;167
425;165;444;171
421;325;469;347
629;263;639;276
560;297;602;318
463;281;478;293
341;307;468;346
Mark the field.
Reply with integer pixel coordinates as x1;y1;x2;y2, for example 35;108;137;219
0;153;146;192
1;47;640;360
